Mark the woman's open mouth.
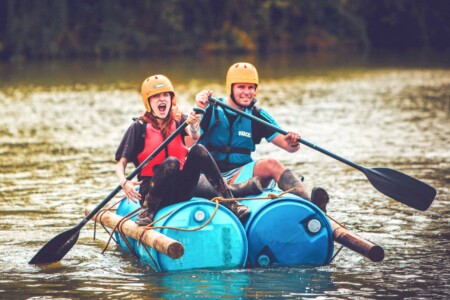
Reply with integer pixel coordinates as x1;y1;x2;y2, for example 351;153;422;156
158;103;167;112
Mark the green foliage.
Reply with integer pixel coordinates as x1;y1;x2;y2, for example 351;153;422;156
0;0;448;61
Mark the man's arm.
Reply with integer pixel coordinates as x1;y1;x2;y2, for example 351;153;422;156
253;107;300;153
270;133;301;153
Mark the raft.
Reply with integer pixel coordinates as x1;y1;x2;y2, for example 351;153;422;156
87;182;384;272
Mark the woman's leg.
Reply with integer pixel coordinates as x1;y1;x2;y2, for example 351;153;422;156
139;145;229;211
182;144;228;193
169;144;221;204
136;157;180;226
179;145;251;222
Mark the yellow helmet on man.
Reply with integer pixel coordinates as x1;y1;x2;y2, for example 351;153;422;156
141;75;176;112
226;62;259;96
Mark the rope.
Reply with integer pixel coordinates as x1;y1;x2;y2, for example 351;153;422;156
136;188;293;243
90;198;142;257
94;188;296;254
215;187;296;203
137;199;221;244
331;245;344;262
321;209;347;262
140;244;160;272
111;208;141;258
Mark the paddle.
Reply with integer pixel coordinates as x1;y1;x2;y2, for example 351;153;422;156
29;108;205;264
208;97;436;211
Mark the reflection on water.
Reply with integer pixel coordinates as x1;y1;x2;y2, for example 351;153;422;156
0;53;449;299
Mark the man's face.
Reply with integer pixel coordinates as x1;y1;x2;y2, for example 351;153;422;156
232;83;257;107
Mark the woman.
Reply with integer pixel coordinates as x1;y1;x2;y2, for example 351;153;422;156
115;74;254;226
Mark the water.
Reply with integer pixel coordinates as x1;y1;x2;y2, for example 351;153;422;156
1;52;449;299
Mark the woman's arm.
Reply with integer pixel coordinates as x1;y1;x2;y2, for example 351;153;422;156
116;157;142;203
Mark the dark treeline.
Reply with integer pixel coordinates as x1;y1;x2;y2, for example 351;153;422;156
1;0;449;61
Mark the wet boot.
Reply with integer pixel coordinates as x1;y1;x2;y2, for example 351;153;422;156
136;209;155;226
278;169;309;199
136;195;161;226
194;176;263;199
229;177;263;197
278;169;329;212
219;188;251;223
310;187;329;213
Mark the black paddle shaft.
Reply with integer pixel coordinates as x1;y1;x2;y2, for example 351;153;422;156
208;97;436;211
29;108;205;264
83;120;190;226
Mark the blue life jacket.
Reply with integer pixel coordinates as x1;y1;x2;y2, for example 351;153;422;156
198;98;256;171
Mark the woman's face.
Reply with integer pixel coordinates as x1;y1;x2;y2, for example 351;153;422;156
149;92;172;119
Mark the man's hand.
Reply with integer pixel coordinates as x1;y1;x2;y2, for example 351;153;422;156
285;131;300;148
195;90;213;108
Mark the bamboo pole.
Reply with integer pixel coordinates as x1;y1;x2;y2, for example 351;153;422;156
85;207;184;259
329;218;384;262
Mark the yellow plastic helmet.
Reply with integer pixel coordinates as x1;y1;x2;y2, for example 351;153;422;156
141;74;176;112
226;62;259;96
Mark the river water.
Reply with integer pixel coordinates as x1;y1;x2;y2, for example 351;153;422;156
0;52;449;299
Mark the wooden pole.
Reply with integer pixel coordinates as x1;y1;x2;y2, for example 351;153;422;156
85;207;184;259
329;218;384;262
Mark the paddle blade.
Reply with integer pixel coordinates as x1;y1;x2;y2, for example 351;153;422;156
363;167;436;211
29;227;80;264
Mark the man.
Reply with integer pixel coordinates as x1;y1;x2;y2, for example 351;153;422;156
195;62;329;212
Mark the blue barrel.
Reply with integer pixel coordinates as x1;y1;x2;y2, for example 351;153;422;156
241;191;334;267
116;198;248;272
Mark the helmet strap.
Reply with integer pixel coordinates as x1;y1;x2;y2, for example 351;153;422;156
248;98;257;109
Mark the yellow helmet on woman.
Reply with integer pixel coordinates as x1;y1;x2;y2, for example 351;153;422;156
226;62;259;96
141;75;176;112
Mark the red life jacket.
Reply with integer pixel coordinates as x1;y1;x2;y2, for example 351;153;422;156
137;121;188;176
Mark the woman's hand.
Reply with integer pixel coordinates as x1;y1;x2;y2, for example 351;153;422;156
187;109;201;139
187;109;201;125
116;157;142;203
122;180;142;203
195;90;212;109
